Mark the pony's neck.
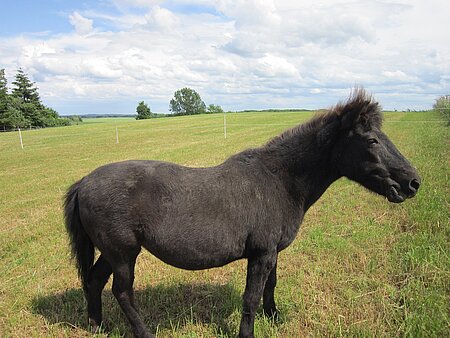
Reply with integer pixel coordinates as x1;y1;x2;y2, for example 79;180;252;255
262;114;341;210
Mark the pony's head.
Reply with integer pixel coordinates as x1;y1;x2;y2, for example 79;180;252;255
331;89;420;203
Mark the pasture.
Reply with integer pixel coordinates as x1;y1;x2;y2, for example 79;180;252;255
0;111;448;337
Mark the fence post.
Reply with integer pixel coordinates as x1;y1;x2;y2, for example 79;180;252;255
116;126;119;144
224;111;227;139
18;128;24;149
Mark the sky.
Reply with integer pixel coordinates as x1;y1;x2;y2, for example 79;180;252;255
0;0;449;115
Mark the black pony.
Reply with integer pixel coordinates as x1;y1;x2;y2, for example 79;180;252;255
64;89;420;338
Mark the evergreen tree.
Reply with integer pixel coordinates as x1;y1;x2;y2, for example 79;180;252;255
0;68;71;130
169;88;206;116
136;101;153;120
0;69;8;130
0;69;7;113
12;68;41;104
0;96;30;129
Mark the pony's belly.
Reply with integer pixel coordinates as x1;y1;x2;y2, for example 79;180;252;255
142;229;246;270
152;250;242;270
144;243;244;270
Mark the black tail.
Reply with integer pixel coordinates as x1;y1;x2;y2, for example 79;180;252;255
64;179;94;295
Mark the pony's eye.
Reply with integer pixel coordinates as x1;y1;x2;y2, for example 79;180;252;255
367;138;378;145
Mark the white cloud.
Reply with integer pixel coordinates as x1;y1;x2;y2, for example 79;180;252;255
111;0;163;10
382;70;417;83
69;12;94;35
144;6;180;30
255;54;298;78
216;0;281;27
1;0;449;114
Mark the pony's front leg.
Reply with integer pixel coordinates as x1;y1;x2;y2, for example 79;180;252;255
239;250;277;338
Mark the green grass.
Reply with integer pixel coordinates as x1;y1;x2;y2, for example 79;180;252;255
81;117;136;124
0;111;448;337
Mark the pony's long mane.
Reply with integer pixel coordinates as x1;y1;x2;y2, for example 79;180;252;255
266;88;382;148
265;111;336;147
332;88;383;130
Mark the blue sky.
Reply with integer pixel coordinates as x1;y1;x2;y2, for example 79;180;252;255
1;1;84;35
1;0;449;115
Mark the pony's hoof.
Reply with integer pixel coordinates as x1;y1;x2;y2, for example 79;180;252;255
89;318;101;334
263;308;280;322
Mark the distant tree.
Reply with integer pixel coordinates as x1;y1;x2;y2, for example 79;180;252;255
41;106;70;126
433;95;450;125
67;115;83;123
0;68;71;130
9;69;44;127
12;68;41;104
0;69;9;130
0;69;7;113
136;101;153;120
169;87;206;116
0;110;28;129
21;101;44;126
0;97;29;129
206;104;224;114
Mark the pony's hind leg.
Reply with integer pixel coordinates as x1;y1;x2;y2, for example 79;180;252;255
263;262;278;319
111;251;153;338
87;254;112;332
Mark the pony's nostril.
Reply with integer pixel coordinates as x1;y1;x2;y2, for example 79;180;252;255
409;179;420;191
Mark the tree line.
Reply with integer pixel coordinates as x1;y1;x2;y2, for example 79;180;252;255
0;69;223;129
3;68;447;128
0;69;77;131
136;87;224;120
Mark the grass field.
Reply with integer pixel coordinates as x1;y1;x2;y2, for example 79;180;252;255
0;111;448;337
